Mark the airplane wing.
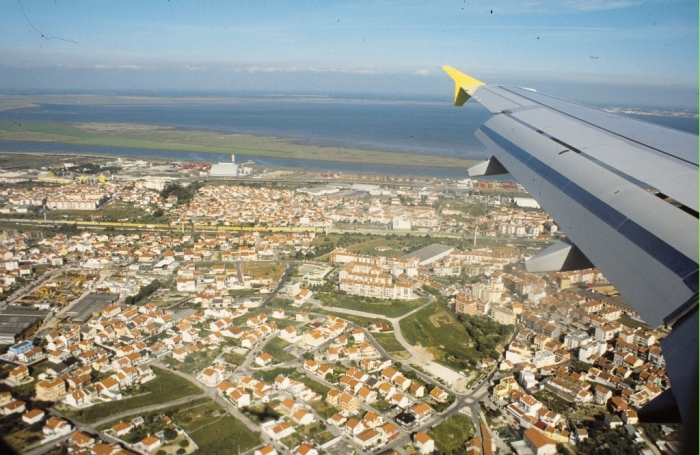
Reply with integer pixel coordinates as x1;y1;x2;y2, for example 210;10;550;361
443;67;698;425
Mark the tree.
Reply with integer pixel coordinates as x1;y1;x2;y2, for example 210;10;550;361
179;439;190;448
125;279;161;305
164;428;178;440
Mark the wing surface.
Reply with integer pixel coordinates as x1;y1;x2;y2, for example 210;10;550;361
443;67;698;426
443;66;698;329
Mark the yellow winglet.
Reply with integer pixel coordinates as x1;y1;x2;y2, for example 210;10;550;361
442;66;485;106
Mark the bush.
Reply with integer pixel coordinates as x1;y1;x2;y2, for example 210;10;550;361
179;439;190;448
26;435;41;444
177;449;186;455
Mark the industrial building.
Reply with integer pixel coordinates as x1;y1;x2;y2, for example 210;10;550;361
61;293;119;323
0;308;50;345
209;156;252;178
400;244;454;266
210;162;240;177
296;186;340;196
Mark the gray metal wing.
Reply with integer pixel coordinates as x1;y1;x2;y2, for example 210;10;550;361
443;66;698;425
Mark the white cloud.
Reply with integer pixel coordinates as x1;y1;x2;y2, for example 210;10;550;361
245;66;378;74
414;69;430;75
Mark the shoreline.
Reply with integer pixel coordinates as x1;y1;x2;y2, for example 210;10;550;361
0;120;481;169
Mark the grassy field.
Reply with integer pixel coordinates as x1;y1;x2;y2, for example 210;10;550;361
176;400;261;455
57;367;202;424
0;152;73;168
317;292;426;318
5;426;44;452
221;351;247;366
241;262;287;281
0;120;477;169
399;302;478;371
370;332;410;360
169;348;224;375
428;414;475;453
228;288;259;297
261;336;296;364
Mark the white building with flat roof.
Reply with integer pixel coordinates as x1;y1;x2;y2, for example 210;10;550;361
210;163;240;178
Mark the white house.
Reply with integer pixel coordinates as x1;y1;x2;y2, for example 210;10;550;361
414;432;435;454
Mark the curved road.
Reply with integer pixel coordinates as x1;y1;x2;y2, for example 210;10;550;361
306;295;433;363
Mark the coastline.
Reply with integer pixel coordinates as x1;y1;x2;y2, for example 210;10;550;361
0;120;480;169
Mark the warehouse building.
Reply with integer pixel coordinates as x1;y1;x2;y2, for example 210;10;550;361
62;293;119;323
0;308;50;345
401;244;454;266
210;162;239;177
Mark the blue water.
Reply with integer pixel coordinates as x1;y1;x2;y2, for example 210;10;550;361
0;100;492;158
0;98;696;177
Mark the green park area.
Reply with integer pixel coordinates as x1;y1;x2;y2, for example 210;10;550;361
0;120;476;169
427;414;475;453
399;302;512;370
57;367;202;424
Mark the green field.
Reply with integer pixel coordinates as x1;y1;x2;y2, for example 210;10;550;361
427;414;475;453
370;332;410;359
261;336;296;364
241;262;287;281
0;120;477;169
399;302;476;370
57;367;203;424
400;303;511;370
317;292;427;318
176;400;262;454
221;351;247;366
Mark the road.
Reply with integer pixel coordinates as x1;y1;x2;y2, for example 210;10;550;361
305;295;432;362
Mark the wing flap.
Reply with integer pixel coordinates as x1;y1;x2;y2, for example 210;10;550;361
477;114;698;327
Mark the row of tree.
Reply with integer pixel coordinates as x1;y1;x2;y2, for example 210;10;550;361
125;279;161;305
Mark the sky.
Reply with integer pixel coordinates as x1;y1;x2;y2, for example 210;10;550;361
0;0;697;108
